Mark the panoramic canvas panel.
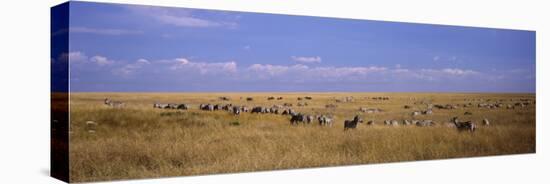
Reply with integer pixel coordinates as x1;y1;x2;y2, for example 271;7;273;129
51;1;536;182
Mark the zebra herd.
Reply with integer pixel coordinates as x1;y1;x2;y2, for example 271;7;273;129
103;96;503;132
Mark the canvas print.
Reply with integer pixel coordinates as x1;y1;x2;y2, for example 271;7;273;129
51;1;536;183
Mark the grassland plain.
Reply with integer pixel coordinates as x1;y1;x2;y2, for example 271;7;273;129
68;92;535;182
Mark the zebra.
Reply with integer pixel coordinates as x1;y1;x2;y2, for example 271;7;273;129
318;115;333;126
305;115;314;124
104;98;124;108
384;120;399;126
451;117;476;132
200;104;214;111
167;104;179;109
251;106;266;113
416;120;434;127
232;106;241;115
177;104;189;110
153;102;169;109
344;115;363;130
290;113;306;125
241;106;249;112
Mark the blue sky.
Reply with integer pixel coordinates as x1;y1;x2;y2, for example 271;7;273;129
55;1;536;92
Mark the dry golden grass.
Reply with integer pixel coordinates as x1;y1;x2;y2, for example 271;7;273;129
68;92;535;182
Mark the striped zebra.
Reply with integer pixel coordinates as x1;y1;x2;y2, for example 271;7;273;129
344;115;363;130
104;98;124;108
451;117;476;132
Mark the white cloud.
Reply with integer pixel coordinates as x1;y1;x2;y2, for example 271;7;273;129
70;27;143;35
113;58;150;76
90;56;114;66
156;14;231;28
60;51;115;67
291;56;322;63
246;64;389;82
174;58;190;65
433;56;440;61
169;57;237;75
247;64;308;77
441;68;477;75
136;58;150;64
64;51;491;84
127;6;237;28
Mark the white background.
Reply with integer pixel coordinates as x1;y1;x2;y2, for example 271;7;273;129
0;0;547;183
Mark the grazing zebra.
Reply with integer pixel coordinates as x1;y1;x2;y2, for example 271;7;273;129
104;98;124;108
305;115;314;124
164;104;178;109
177;104;189;110
384;120;399;126
282;109;295;116
200;104;214;111
241;106;249;112
411;111;420;116
359;107;368;112
281;109;289;115
344;115;363;130
251;106;266;113
416;120;434;127
232;106;241;115
221;104;233;111
153;102;169;109
318;115;333;126
290;113;306;125
403;120;412;125
451;117;476;132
